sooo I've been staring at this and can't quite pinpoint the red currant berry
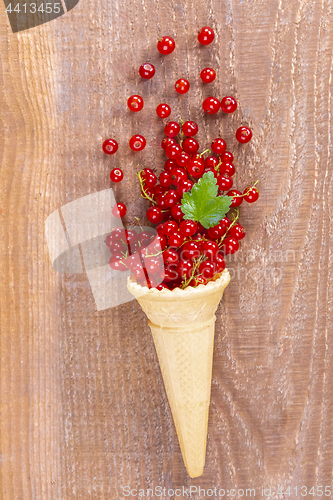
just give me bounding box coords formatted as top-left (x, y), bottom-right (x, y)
top-left (198, 26), bottom-right (215, 45)
top-left (182, 121), bottom-right (198, 137)
top-left (171, 204), bottom-right (184, 221)
top-left (154, 185), bottom-right (167, 197)
top-left (217, 175), bottom-right (233, 191)
top-left (103, 138), bottom-right (118, 155)
top-left (127, 95), bottom-right (144, 112)
top-left (214, 253), bottom-right (226, 272)
top-left (177, 259), bottom-right (193, 279)
top-left (176, 151), bottom-right (191, 168)
top-left (207, 222), bottom-right (227, 240)
top-left (204, 166), bottom-right (218, 178)
top-left (175, 78), bottom-right (190, 94)
top-left (202, 97), bottom-right (220, 114)
top-left (228, 223), bottom-right (246, 240)
top-left (187, 159), bottom-right (204, 178)
top-left (243, 186), bottom-right (259, 203)
top-left (202, 240), bottom-right (219, 260)
top-left (198, 261), bottom-right (216, 279)
top-left (211, 138), bottom-right (226, 155)
top-left (168, 232), bottom-right (185, 247)
top-left (157, 36), bottom-right (175, 55)
top-left (139, 63), bottom-right (155, 79)
top-left (166, 143), bottom-right (182, 160)
top-left (109, 255), bottom-right (128, 271)
top-left (146, 206), bottom-right (163, 224)
top-left (220, 96), bottom-right (237, 113)
top-left (164, 189), bottom-right (181, 207)
top-left (112, 203), bottom-right (127, 218)
top-left (156, 283), bottom-right (169, 290)
top-left (107, 227), bottom-right (126, 243)
top-left (183, 137), bottom-right (199, 154)
top-left (163, 220), bottom-right (178, 236)
top-left (137, 230), bottom-right (154, 247)
top-left (144, 173), bottom-right (158, 187)
top-left (161, 137), bottom-right (176, 151)
top-left (204, 156), bottom-right (219, 169)
top-left (109, 239), bottom-right (126, 254)
top-left (220, 162), bottom-right (235, 176)
top-left (165, 121), bottom-right (181, 137)
top-left (189, 276), bottom-right (207, 287)
top-left (164, 159), bottom-right (178, 171)
top-left (236, 126), bottom-right (252, 143)
top-left (177, 179), bottom-right (194, 196)
top-left (110, 168), bottom-right (123, 182)
top-left (163, 248), bottom-right (179, 265)
top-left (156, 233), bottom-right (167, 250)
top-left (200, 67), bottom-right (216, 83)
top-left (222, 237), bottom-right (239, 254)
top-left (156, 103), bottom-right (171, 118)
top-left (129, 134), bottom-right (146, 151)
top-left (227, 189), bottom-right (243, 207)
top-left (180, 241), bottom-right (201, 261)
top-left (126, 229), bottom-right (138, 246)
top-left (222, 151), bottom-right (234, 163)
top-left (220, 217), bottom-right (232, 229)
top-left (163, 266), bottom-right (179, 282)
top-left (170, 167), bottom-right (187, 185)
top-left (156, 194), bottom-right (169, 209)
top-left (156, 223), bottom-right (165, 234)
top-left (159, 171), bottom-right (173, 187)
top-left (179, 220), bottom-right (197, 237)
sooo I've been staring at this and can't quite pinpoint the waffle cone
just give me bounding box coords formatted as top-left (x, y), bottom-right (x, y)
top-left (127, 270), bottom-right (230, 477)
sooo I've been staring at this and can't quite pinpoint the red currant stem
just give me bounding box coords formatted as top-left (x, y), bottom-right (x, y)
top-left (143, 249), bottom-right (163, 258)
top-left (134, 216), bottom-right (143, 228)
top-left (179, 255), bottom-right (206, 289)
top-left (179, 118), bottom-right (185, 126)
top-left (216, 157), bottom-right (222, 173)
top-left (137, 171), bottom-right (157, 205)
top-left (234, 181), bottom-right (259, 199)
top-left (198, 149), bottom-right (211, 157)
top-left (217, 208), bottom-right (240, 247)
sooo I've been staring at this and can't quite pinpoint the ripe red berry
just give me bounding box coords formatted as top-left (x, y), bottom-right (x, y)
top-left (110, 168), bottom-right (123, 183)
top-left (227, 189), bottom-right (243, 207)
top-left (200, 67), bottom-right (216, 83)
top-left (154, 185), bottom-right (167, 197)
top-left (217, 175), bottom-right (233, 191)
top-left (161, 137), bottom-right (176, 151)
top-left (202, 240), bottom-right (219, 260)
top-left (179, 220), bottom-right (197, 237)
top-left (155, 233), bottom-right (167, 250)
top-left (163, 266), bottom-right (179, 282)
top-left (222, 237), bottom-right (239, 254)
top-left (163, 248), bottom-right (179, 265)
top-left (189, 276), bottom-right (207, 287)
top-left (159, 171), bottom-right (173, 187)
top-left (177, 259), bottom-right (193, 279)
top-left (236, 126), bottom-right (252, 143)
top-left (156, 103), bottom-right (171, 118)
top-left (175, 78), bottom-right (190, 94)
top-left (220, 162), bottom-right (235, 176)
top-left (112, 203), bottom-right (127, 218)
top-left (166, 143), bottom-right (182, 160)
top-left (182, 121), bottom-right (198, 137)
top-left (177, 179), bottom-right (194, 196)
top-left (164, 189), bottom-right (181, 207)
top-left (127, 95), bottom-right (144, 112)
top-left (144, 173), bottom-right (158, 187)
top-left (156, 283), bottom-right (169, 290)
top-left (129, 135), bottom-right (146, 151)
top-left (204, 156), bottom-right (219, 169)
top-left (163, 220), bottom-right (178, 236)
top-left (214, 253), bottom-right (226, 272)
top-left (109, 255), bottom-right (128, 271)
top-left (243, 186), bottom-right (259, 203)
top-left (202, 97), bottom-right (220, 114)
top-left (146, 206), bottom-right (163, 224)
top-left (207, 221), bottom-right (227, 240)
top-left (169, 232), bottom-right (185, 247)
top-left (204, 166), bottom-right (218, 178)
top-left (182, 137), bottom-right (199, 154)
top-left (157, 36), bottom-right (175, 55)
top-left (181, 241), bottom-right (201, 260)
top-left (164, 159), bottom-right (178, 171)
top-left (198, 261), bottom-right (215, 279)
top-left (211, 138), bottom-right (226, 155)
top-left (164, 121), bottom-right (181, 137)
top-left (171, 204), bottom-right (184, 221)
top-left (221, 96), bottom-right (237, 113)
top-left (156, 194), bottom-right (169, 209)
top-left (170, 167), bottom-right (187, 185)
top-left (198, 26), bottom-right (215, 45)
top-left (176, 151), bottom-right (191, 168)
top-left (187, 159), bottom-right (204, 178)
top-left (139, 63), bottom-right (155, 79)
top-left (222, 151), bottom-right (234, 163)
top-left (103, 138), bottom-right (118, 155)
top-left (228, 223), bottom-right (246, 240)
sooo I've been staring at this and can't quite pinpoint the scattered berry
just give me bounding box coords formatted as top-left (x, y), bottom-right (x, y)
top-left (146, 206), bottom-right (163, 224)
top-left (243, 186), bottom-right (259, 203)
top-left (182, 121), bottom-right (198, 137)
top-left (236, 126), bottom-right (252, 143)
top-left (157, 36), bottom-right (175, 55)
top-left (159, 171), bottom-right (173, 187)
top-left (217, 175), bottom-right (233, 191)
top-left (222, 237), bottom-right (239, 254)
top-left (129, 135), bottom-right (146, 151)
top-left (112, 203), bottom-right (127, 218)
top-left (103, 138), bottom-right (118, 155)
top-left (202, 97), bottom-right (220, 114)
top-left (161, 137), bottom-right (176, 151)
top-left (220, 162), bottom-right (235, 176)
top-left (221, 96), bottom-right (237, 113)
top-left (198, 26), bottom-right (215, 45)
top-left (175, 78), bottom-right (190, 94)
top-left (182, 137), bottom-right (199, 154)
top-left (139, 63), bottom-right (155, 79)
top-left (166, 143), bottom-right (182, 159)
top-left (176, 151), bottom-right (191, 168)
top-left (165, 121), bottom-right (181, 137)
top-left (222, 151), bottom-right (234, 163)
top-left (204, 156), bottom-right (219, 169)
top-left (127, 95), bottom-right (144, 112)
top-left (227, 189), bottom-right (243, 207)
top-left (110, 168), bottom-right (123, 182)
top-left (211, 138), bottom-right (226, 155)
top-left (200, 67), bottom-right (216, 83)
top-left (187, 158), bottom-right (204, 178)
top-left (156, 103), bottom-right (171, 118)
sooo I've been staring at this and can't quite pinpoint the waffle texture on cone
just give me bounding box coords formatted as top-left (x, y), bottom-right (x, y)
top-left (127, 269), bottom-right (230, 478)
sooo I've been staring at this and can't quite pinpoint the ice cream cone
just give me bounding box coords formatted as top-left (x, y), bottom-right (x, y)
top-left (127, 270), bottom-right (230, 478)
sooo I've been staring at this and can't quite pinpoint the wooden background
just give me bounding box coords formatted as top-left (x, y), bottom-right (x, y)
top-left (1, 0), bottom-right (333, 498)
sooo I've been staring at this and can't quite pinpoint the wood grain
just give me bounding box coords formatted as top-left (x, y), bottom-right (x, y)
top-left (1, 0), bottom-right (333, 498)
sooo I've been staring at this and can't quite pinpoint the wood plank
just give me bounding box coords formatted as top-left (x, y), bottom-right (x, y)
top-left (1, 0), bottom-right (333, 497)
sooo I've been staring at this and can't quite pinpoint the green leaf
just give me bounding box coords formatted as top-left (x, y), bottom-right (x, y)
top-left (181, 172), bottom-right (233, 229)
